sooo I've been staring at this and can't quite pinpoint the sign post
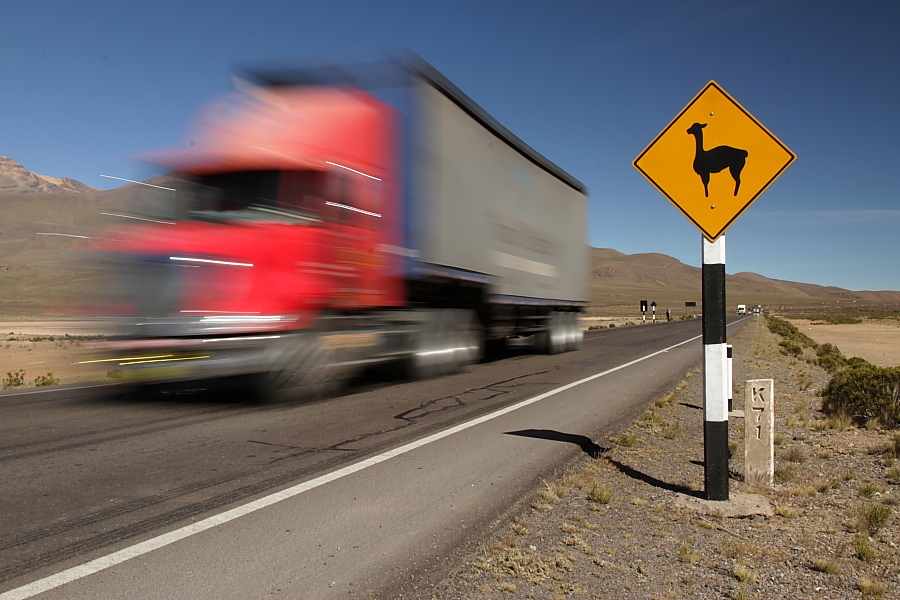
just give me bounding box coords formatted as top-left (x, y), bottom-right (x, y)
top-left (702, 237), bottom-right (729, 499)
top-left (633, 81), bottom-right (795, 501)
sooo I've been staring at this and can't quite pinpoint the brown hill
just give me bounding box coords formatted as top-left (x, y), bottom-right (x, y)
top-left (589, 247), bottom-right (900, 315)
top-left (0, 157), bottom-right (96, 194)
top-left (0, 172), bottom-right (178, 315)
top-left (1, 167), bottom-right (898, 316)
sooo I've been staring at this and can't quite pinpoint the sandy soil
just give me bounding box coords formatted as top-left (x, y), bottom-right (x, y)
top-left (787, 318), bottom-right (900, 367)
top-left (0, 321), bottom-right (116, 386)
top-left (2, 317), bottom-right (898, 390)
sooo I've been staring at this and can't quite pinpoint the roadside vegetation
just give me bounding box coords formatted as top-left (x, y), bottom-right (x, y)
top-left (765, 314), bottom-right (900, 430)
top-left (3, 369), bottom-right (60, 389)
top-left (434, 315), bottom-right (898, 600)
top-left (1, 332), bottom-right (104, 389)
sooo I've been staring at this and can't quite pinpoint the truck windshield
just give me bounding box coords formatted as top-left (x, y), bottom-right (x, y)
top-left (181, 170), bottom-right (326, 223)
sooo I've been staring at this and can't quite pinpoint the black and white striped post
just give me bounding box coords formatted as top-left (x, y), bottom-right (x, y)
top-left (727, 344), bottom-right (733, 412)
top-left (702, 236), bottom-right (729, 501)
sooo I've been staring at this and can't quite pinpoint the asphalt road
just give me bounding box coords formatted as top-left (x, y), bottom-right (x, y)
top-left (0, 317), bottom-right (747, 599)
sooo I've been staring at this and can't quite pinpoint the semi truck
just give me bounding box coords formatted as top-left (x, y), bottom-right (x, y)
top-left (93, 54), bottom-right (588, 400)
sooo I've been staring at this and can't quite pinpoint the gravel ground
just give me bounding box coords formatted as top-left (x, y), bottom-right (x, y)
top-left (426, 316), bottom-right (899, 600)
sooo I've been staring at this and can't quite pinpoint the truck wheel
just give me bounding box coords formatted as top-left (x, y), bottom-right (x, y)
top-left (403, 309), bottom-right (480, 379)
top-left (549, 311), bottom-right (568, 354)
top-left (259, 330), bottom-right (340, 403)
top-left (434, 309), bottom-right (461, 376)
top-left (456, 309), bottom-right (483, 366)
top-left (535, 311), bottom-right (564, 355)
top-left (402, 309), bottom-right (442, 380)
top-left (569, 312), bottom-right (583, 351)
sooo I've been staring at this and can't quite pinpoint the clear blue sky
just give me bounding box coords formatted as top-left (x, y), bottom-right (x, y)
top-left (5, 0), bottom-right (899, 291)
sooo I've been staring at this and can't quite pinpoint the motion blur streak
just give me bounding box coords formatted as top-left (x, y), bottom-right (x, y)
top-left (169, 257), bottom-right (254, 267)
top-left (325, 161), bottom-right (382, 180)
top-left (82, 53), bottom-right (588, 399)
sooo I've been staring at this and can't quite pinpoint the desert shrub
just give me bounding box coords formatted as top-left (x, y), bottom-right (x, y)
top-left (822, 365), bottom-right (900, 428)
top-left (3, 369), bottom-right (26, 389)
top-left (33, 373), bottom-right (60, 387)
top-left (847, 356), bottom-right (871, 368)
top-left (765, 315), bottom-right (818, 348)
top-left (779, 340), bottom-right (803, 357)
top-left (853, 503), bottom-right (893, 536)
top-left (816, 343), bottom-right (849, 372)
top-left (816, 343), bottom-right (840, 357)
top-left (800, 314), bottom-right (863, 325)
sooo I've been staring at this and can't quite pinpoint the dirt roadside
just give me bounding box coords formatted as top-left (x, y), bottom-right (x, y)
top-left (787, 319), bottom-right (900, 368)
top-left (0, 321), bottom-right (114, 386)
top-left (3, 316), bottom-right (897, 391)
top-left (425, 316), bottom-right (899, 600)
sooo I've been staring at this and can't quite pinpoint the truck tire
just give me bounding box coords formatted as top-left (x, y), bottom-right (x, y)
top-left (569, 312), bottom-right (583, 351)
top-left (559, 311), bottom-right (579, 352)
top-left (402, 309), bottom-right (481, 379)
top-left (536, 311), bottom-right (566, 355)
top-left (550, 311), bottom-right (568, 354)
top-left (258, 330), bottom-right (341, 403)
top-left (456, 309), bottom-right (484, 366)
top-left (402, 309), bottom-right (443, 380)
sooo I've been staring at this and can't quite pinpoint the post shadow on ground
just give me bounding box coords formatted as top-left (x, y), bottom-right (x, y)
top-left (504, 429), bottom-right (704, 498)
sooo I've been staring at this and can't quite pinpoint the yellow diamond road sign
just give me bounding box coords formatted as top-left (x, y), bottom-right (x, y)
top-left (633, 81), bottom-right (795, 241)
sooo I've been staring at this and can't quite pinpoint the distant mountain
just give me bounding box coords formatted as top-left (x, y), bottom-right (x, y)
top-left (590, 247), bottom-right (900, 310)
top-left (0, 157), bottom-right (96, 194)
top-left (0, 167), bottom-right (898, 316)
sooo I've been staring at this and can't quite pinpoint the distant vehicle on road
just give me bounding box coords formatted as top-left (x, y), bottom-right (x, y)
top-left (737, 305), bottom-right (747, 315)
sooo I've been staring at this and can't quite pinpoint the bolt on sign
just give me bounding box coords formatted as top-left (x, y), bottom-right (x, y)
top-left (633, 81), bottom-right (795, 241)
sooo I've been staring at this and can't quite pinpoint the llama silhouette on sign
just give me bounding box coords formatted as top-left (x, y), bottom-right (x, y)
top-left (686, 122), bottom-right (748, 197)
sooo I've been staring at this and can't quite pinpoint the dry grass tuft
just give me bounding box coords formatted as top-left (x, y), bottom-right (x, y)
top-left (480, 542), bottom-right (551, 583)
top-left (858, 576), bottom-right (887, 599)
top-left (733, 564), bottom-right (757, 584)
top-left (853, 534), bottom-right (876, 562)
top-left (586, 483), bottom-right (613, 505)
top-left (811, 557), bottom-right (840, 575)
top-left (776, 503), bottom-right (798, 518)
top-left (614, 432), bottom-right (639, 447)
top-left (655, 391), bottom-right (678, 408)
top-left (560, 522), bottom-right (580, 534)
top-left (512, 517), bottom-right (529, 536)
top-left (826, 412), bottom-right (854, 431)
top-left (678, 545), bottom-right (700, 565)
top-left (781, 444), bottom-right (809, 463)
top-left (857, 483), bottom-right (880, 499)
top-left (852, 503), bottom-right (893, 534)
top-left (789, 484), bottom-right (817, 498)
top-left (775, 463), bottom-right (797, 483)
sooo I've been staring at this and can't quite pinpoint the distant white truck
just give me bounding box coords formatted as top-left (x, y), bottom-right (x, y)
top-left (737, 305), bottom-right (747, 315)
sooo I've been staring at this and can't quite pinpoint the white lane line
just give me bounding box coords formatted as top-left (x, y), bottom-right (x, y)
top-left (0, 333), bottom-right (701, 600)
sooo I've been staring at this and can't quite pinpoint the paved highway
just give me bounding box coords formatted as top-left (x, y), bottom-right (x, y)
top-left (0, 317), bottom-right (746, 599)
